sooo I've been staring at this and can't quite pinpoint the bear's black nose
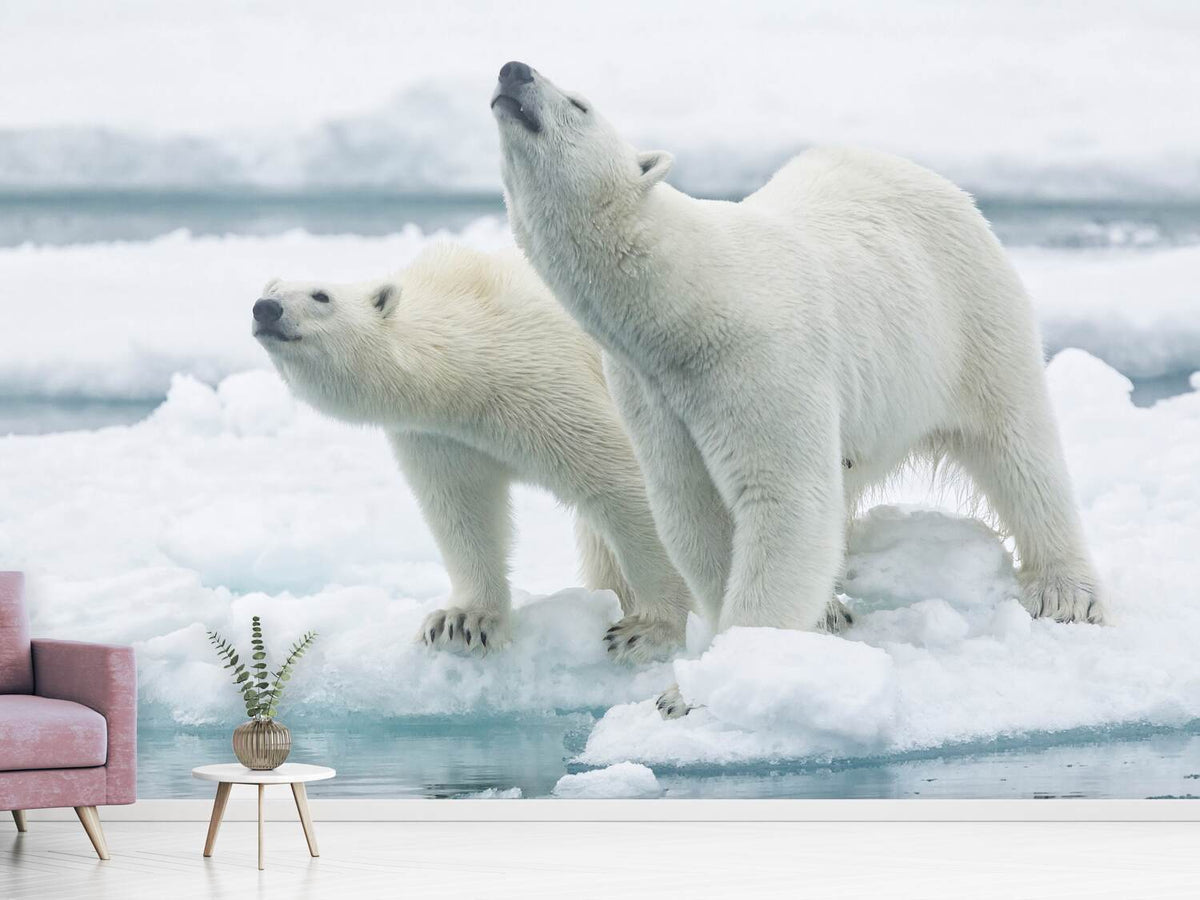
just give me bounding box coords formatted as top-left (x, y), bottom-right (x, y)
top-left (253, 298), bottom-right (283, 323)
top-left (498, 61), bottom-right (533, 88)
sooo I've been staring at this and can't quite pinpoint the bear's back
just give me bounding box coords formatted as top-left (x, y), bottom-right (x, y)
top-left (744, 146), bottom-right (983, 240)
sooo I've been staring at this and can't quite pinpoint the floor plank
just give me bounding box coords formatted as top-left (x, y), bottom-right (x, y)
top-left (2, 820), bottom-right (1197, 898)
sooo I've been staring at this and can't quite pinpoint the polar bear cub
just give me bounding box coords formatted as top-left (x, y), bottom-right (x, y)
top-left (251, 243), bottom-right (695, 663)
top-left (491, 61), bottom-right (1105, 637)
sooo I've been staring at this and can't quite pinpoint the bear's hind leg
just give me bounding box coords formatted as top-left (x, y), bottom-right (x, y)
top-left (576, 518), bottom-right (683, 664)
top-left (575, 517), bottom-right (635, 611)
top-left (948, 402), bottom-right (1105, 625)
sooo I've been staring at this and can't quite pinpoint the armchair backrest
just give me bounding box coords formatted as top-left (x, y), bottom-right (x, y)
top-left (0, 571), bottom-right (33, 694)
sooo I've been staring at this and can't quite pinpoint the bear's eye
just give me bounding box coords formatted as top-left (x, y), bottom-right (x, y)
top-left (311, 291), bottom-right (331, 304)
top-left (569, 97), bottom-right (588, 114)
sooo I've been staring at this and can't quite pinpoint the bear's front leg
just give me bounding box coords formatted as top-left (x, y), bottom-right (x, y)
top-left (690, 386), bottom-right (846, 633)
top-left (602, 355), bottom-right (731, 627)
top-left (390, 432), bottom-right (516, 656)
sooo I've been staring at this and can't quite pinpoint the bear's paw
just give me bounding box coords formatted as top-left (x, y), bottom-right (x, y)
top-left (1020, 572), bottom-right (1107, 625)
top-left (604, 614), bottom-right (685, 665)
top-left (418, 606), bottom-right (512, 656)
top-left (816, 597), bottom-right (856, 634)
top-left (654, 683), bottom-right (691, 720)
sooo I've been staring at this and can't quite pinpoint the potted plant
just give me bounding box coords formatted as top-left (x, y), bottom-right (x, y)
top-left (207, 616), bottom-right (317, 770)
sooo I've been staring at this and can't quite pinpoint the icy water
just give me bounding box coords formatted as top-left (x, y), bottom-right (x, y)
top-left (6, 191), bottom-right (1200, 799)
top-left (0, 372), bottom-right (1185, 438)
top-left (140, 720), bottom-right (1200, 800)
top-left (4, 190), bottom-right (1200, 250)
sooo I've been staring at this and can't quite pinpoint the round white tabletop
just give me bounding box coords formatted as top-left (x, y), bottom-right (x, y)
top-left (192, 763), bottom-right (336, 785)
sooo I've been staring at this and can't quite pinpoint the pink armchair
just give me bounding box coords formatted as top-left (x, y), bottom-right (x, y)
top-left (0, 571), bottom-right (136, 859)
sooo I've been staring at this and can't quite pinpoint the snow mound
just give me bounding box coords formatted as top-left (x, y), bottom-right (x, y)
top-left (0, 222), bottom-right (512, 401)
top-left (1, 368), bottom-right (671, 723)
top-left (1, 228), bottom-right (1197, 404)
top-left (464, 787), bottom-right (523, 799)
top-left (1023, 246), bottom-right (1200, 379)
top-left (2, 348), bottom-right (1198, 759)
top-left (553, 763), bottom-right (662, 799)
top-left (579, 352), bottom-right (1200, 767)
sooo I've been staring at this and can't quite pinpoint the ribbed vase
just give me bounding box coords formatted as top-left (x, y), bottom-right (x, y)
top-left (232, 718), bottom-right (291, 770)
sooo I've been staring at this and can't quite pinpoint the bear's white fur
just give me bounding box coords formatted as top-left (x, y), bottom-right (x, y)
top-left (253, 244), bottom-right (696, 663)
top-left (492, 64), bottom-right (1105, 637)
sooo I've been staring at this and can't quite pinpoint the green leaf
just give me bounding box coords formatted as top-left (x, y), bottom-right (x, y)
top-left (252, 651), bottom-right (266, 660)
top-left (235, 671), bottom-right (249, 683)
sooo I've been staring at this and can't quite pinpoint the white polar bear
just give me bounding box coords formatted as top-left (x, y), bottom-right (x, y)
top-left (251, 243), bottom-right (696, 663)
top-left (491, 61), bottom-right (1105, 641)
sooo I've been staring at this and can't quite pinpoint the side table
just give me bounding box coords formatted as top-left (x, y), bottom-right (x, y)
top-left (192, 762), bottom-right (336, 870)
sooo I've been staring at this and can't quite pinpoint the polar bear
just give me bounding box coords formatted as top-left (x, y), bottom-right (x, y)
top-left (251, 243), bottom-right (697, 663)
top-left (491, 61), bottom-right (1106, 644)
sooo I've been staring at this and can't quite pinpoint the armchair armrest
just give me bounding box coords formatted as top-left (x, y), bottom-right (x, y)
top-left (31, 639), bottom-right (137, 805)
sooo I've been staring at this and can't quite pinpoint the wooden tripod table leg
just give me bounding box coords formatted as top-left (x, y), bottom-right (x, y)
top-left (291, 782), bottom-right (319, 857)
top-left (257, 784), bottom-right (265, 871)
top-left (203, 782), bottom-right (232, 857)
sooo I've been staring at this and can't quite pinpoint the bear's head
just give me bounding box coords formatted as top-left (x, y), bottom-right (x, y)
top-left (251, 275), bottom-right (401, 419)
top-left (490, 61), bottom-right (673, 224)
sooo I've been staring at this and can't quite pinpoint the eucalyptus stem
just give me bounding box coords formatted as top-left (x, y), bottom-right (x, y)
top-left (207, 617), bottom-right (318, 720)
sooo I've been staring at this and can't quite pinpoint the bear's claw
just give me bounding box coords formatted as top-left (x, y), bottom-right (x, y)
top-left (1020, 573), bottom-right (1107, 625)
top-left (816, 597), bottom-right (855, 634)
top-left (655, 684), bottom-right (691, 720)
top-left (417, 606), bottom-right (511, 655)
top-left (604, 614), bottom-right (684, 665)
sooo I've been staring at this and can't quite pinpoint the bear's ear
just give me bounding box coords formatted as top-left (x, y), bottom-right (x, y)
top-left (637, 150), bottom-right (674, 190)
top-left (262, 277), bottom-right (282, 295)
top-left (373, 283), bottom-right (399, 317)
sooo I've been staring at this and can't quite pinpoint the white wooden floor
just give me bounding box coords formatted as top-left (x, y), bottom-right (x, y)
top-left (3, 818), bottom-right (1198, 898)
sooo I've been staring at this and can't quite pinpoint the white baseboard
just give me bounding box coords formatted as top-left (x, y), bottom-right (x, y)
top-left (19, 797), bottom-right (1200, 822)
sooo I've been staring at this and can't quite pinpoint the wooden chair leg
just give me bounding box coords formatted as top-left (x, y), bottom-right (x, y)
top-left (204, 782), bottom-right (232, 857)
top-left (74, 806), bottom-right (110, 860)
top-left (291, 782), bottom-right (319, 857)
top-left (12, 810), bottom-right (27, 832)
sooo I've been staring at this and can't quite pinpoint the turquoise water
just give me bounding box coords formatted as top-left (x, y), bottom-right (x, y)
top-left (0, 190), bottom-right (504, 248)
top-left (140, 719), bottom-right (1200, 800)
top-left (3, 190), bottom-right (1200, 250)
top-left (0, 369), bottom-right (1187, 439)
top-left (0, 396), bottom-right (160, 436)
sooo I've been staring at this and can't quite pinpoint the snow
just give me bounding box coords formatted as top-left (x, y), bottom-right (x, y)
top-left (553, 763), bottom-right (662, 799)
top-left (0, 221), bottom-right (511, 401)
top-left (2, 371), bottom-right (674, 724)
top-left (1, 228), bottom-right (1197, 405)
top-left (464, 787), bottom-right (523, 800)
top-left (0, 342), bottom-right (1196, 766)
top-left (578, 351), bottom-right (1200, 768)
top-left (1, 1), bottom-right (1198, 199)
top-left (1021, 247), bottom-right (1200, 379)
